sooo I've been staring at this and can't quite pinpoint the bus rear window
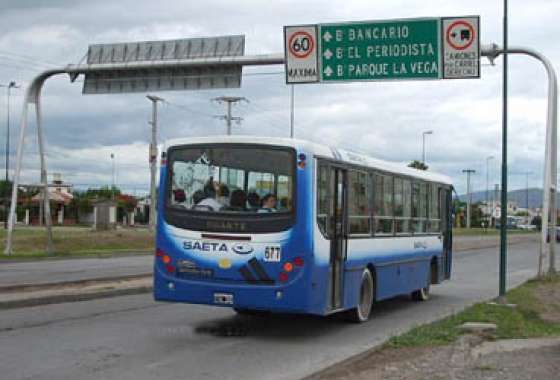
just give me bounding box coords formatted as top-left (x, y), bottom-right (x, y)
top-left (167, 145), bottom-right (295, 214)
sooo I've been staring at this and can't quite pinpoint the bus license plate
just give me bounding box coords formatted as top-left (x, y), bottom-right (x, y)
top-left (264, 246), bottom-right (281, 262)
top-left (214, 293), bottom-right (233, 305)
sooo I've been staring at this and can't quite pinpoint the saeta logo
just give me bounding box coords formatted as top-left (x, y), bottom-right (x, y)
top-left (231, 243), bottom-right (254, 255)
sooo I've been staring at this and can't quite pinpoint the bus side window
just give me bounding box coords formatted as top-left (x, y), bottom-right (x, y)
top-left (317, 163), bottom-right (330, 237)
top-left (348, 170), bottom-right (370, 235)
top-left (429, 183), bottom-right (441, 233)
top-left (373, 173), bottom-right (393, 235)
top-left (395, 177), bottom-right (411, 234)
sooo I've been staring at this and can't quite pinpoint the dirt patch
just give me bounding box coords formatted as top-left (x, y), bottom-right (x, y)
top-left (533, 280), bottom-right (560, 324)
top-left (309, 276), bottom-right (560, 380)
top-left (309, 335), bottom-right (560, 380)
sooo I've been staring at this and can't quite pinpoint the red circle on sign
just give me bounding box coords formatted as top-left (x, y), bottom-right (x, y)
top-left (288, 31), bottom-right (315, 59)
top-left (446, 20), bottom-right (475, 51)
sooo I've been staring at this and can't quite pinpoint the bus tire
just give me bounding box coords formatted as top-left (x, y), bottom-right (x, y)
top-left (233, 308), bottom-right (269, 317)
top-left (411, 265), bottom-right (431, 301)
top-left (347, 268), bottom-right (374, 323)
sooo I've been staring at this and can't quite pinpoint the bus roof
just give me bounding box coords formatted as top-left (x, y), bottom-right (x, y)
top-left (164, 135), bottom-right (453, 186)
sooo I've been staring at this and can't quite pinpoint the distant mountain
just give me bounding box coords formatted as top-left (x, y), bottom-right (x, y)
top-left (456, 188), bottom-right (559, 209)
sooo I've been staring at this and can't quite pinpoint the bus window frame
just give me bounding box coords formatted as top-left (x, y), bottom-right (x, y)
top-left (316, 156), bottom-right (450, 240)
top-left (164, 143), bottom-right (298, 234)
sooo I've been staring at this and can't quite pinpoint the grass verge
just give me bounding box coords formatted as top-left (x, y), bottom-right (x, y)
top-left (0, 226), bottom-right (154, 259)
top-left (387, 274), bottom-right (560, 348)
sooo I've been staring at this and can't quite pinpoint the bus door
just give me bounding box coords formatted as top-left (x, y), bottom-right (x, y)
top-left (441, 187), bottom-right (452, 279)
top-left (329, 166), bottom-right (348, 310)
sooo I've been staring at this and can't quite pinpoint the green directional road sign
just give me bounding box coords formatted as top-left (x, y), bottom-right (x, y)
top-left (319, 18), bottom-right (441, 82)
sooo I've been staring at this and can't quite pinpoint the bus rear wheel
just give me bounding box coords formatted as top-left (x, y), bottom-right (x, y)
top-left (411, 265), bottom-right (431, 301)
top-left (347, 268), bottom-right (374, 323)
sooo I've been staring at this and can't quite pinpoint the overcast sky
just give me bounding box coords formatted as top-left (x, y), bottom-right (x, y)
top-left (0, 0), bottom-right (558, 196)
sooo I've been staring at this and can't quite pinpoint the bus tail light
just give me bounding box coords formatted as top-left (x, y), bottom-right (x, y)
top-left (162, 255), bottom-right (171, 264)
top-left (293, 257), bottom-right (304, 267)
top-left (283, 262), bottom-right (293, 273)
top-left (166, 264), bottom-right (175, 273)
top-left (278, 272), bottom-right (289, 282)
top-left (156, 248), bottom-right (165, 257)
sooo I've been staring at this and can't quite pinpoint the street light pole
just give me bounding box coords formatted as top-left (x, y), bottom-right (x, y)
top-left (422, 130), bottom-right (433, 165)
top-left (146, 94), bottom-right (164, 232)
top-left (1, 81), bottom-right (18, 229)
top-left (463, 169), bottom-right (476, 229)
top-left (499, 0), bottom-right (509, 298)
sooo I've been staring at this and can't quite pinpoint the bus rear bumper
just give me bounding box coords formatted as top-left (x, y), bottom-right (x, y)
top-left (153, 268), bottom-right (318, 315)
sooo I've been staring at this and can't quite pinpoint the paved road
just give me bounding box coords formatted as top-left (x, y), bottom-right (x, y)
top-left (0, 234), bottom-right (537, 287)
top-left (0, 254), bottom-right (153, 287)
top-left (0, 241), bottom-right (543, 380)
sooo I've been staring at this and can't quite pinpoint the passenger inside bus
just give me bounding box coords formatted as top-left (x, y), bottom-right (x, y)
top-left (228, 189), bottom-right (247, 211)
top-left (258, 193), bottom-right (277, 213)
top-left (247, 192), bottom-right (261, 211)
top-left (217, 184), bottom-right (230, 207)
top-left (195, 180), bottom-right (223, 211)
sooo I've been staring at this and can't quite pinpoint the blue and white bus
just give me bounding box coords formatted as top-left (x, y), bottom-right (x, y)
top-left (154, 136), bottom-right (453, 322)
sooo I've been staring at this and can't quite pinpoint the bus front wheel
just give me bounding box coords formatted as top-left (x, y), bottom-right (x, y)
top-left (347, 268), bottom-right (374, 323)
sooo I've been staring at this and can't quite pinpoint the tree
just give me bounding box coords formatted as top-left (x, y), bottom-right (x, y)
top-left (408, 160), bottom-right (428, 170)
top-left (470, 202), bottom-right (485, 228)
top-left (85, 185), bottom-right (121, 199)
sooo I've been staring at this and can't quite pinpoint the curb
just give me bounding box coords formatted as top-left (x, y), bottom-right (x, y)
top-left (0, 251), bottom-right (153, 263)
top-left (0, 273), bottom-right (152, 294)
top-left (0, 285), bottom-right (153, 310)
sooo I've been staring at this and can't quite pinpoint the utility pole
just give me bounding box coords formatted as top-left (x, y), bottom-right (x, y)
top-left (463, 169), bottom-right (476, 228)
top-left (212, 96), bottom-right (248, 135)
top-left (290, 85), bottom-right (295, 138)
top-left (486, 155), bottom-right (494, 226)
top-left (1, 81), bottom-right (19, 229)
top-left (146, 95), bottom-right (164, 232)
top-left (422, 130), bottom-right (433, 165)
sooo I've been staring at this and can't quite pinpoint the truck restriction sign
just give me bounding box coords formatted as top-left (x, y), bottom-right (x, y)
top-left (442, 16), bottom-right (480, 79)
top-left (284, 25), bottom-right (319, 84)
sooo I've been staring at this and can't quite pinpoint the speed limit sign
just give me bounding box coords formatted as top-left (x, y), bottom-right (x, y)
top-left (289, 31), bottom-right (314, 58)
top-left (284, 25), bottom-right (319, 84)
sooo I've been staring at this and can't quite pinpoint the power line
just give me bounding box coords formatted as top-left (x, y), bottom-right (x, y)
top-left (0, 50), bottom-right (60, 66)
top-left (0, 54), bottom-right (56, 69)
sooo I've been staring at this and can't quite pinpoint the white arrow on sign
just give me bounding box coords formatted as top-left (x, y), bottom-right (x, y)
top-left (323, 31), bottom-right (333, 42)
top-left (323, 66), bottom-right (333, 77)
top-left (323, 49), bottom-right (333, 60)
